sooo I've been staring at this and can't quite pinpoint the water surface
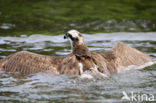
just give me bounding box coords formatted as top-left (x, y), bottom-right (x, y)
top-left (0, 32), bottom-right (156, 103)
top-left (0, 0), bottom-right (156, 35)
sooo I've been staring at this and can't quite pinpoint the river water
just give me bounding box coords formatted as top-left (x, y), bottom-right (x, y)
top-left (0, 32), bottom-right (156, 103)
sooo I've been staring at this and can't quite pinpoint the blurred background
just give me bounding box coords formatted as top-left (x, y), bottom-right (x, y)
top-left (0, 0), bottom-right (156, 36)
top-left (0, 1), bottom-right (156, 103)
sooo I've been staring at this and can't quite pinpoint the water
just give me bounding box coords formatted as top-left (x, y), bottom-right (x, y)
top-left (0, 32), bottom-right (156, 103)
top-left (0, 0), bottom-right (156, 35)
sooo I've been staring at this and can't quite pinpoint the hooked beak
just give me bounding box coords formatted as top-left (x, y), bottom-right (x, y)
top-left (64, 35), bottom-right (67, 39)
top-left (64, 33), bottom-right (69, 39)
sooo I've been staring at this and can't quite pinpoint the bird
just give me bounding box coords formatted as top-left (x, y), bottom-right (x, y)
top-left (0, 30), bottom-right (155, 78)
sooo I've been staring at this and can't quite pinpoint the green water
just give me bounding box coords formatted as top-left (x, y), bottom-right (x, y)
top-left (0, 0), bottom-right (156, 35)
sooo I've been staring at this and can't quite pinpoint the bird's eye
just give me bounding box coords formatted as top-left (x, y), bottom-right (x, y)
top-left (66, 33), bottom-right (70, 36)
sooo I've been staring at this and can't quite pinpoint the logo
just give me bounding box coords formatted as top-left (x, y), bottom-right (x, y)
top-left (121, 91), bottom-right (155, 102)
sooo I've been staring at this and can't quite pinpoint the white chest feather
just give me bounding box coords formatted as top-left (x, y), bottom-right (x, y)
top-left (78, 63), bottom-right (83, 74)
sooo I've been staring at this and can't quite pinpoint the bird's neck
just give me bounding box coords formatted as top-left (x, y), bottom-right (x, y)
top-left (72, 41), bottom-right (91, 57)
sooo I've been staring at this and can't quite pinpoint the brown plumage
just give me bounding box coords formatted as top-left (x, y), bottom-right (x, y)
top-left (92, 42), bottom-right (153, 75)
top-left (0, 30), bottom-right (154, 76)
top-left (0, 51), bottom-right (64, 74)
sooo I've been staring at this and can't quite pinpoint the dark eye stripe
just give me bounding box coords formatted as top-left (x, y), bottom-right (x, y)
top-left (69, 35), bottom-right (74, 41)
top-left (69, 34), bottom-right (79, 41)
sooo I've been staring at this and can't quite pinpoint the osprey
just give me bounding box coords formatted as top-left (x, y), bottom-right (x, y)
top-left (0, 30), bottom-right (155, 78)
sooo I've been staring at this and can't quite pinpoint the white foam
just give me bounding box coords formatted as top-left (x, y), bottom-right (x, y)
top-left (0, 34), bottom-right (65, 44)
top-left (80, 73), bottom-right (93, 79)
top-left (83, 32), bottom-right (156, 42)
top-left (118, 61), bottom-right (156, 73)
top-left (0, 32), bottom-right (156, 44)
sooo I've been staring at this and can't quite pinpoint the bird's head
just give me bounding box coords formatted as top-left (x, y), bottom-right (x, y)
top-left (64, 30), bottom-right (84, 45)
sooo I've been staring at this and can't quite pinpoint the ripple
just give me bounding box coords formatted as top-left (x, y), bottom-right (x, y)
top-left (0, 32), bottom-right (156, 102)
top-left (0, 32), bottom-right (156, 44)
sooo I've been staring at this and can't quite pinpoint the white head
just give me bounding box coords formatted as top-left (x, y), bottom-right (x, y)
top-left (64, 30), bottom-right (84, 45)
top-left (67, 30), bottom-right (80, 38)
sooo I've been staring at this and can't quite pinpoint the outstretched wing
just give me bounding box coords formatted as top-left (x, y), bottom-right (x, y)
top-left (111, 42), bottom-right (152, 66)
top-left (92, 42), bottom-right (153, 74)
top-left (0, 51), bottom-right (64, 74)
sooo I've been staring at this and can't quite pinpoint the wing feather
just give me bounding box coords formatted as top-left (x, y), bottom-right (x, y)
top-left (92, 42), bottom-right (153, 74)
top-left (0, 51), bottom-right (64, 74)
top-left (112, 42), bottom-right (152, 66)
